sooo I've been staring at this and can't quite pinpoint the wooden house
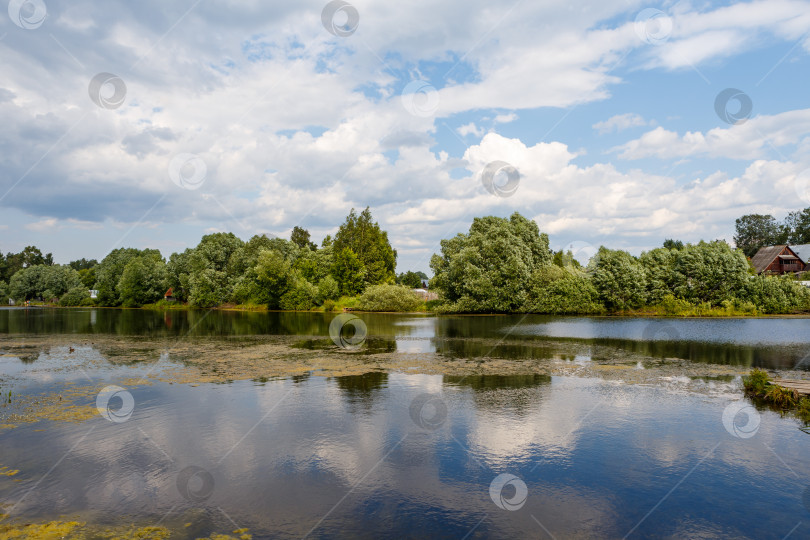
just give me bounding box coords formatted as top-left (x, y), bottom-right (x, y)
top-left (164, 287), bottom-right (176, 302)
top-left (790, 244), bottom-right (810, 271)
top-left (749, 245), bottom-right (805, 275)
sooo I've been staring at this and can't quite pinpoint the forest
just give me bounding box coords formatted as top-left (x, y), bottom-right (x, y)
top-left (2, 207), bottom-right (810, 315)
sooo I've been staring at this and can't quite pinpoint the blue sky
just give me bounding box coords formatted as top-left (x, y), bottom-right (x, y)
top-left (1, 0), bottom-right (809, 273)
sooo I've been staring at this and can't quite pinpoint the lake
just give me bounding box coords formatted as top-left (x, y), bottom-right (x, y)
top-left (1, 308), bottom-right (809, 538)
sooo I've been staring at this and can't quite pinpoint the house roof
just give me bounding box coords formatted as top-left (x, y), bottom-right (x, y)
top-left (750, 245), bottom-right (788, 273)
top-left (791, 244), bottom-right (810, 264)
top-left (164, 287), bottom-right (174, 297)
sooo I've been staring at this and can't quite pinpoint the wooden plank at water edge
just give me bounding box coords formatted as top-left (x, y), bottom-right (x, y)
top-left (771, 379), bottom-right (810, 396)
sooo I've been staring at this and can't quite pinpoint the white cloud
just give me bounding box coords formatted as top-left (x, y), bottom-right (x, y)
top-left (457, 122), bottom-right (485, 137)
top-left (593, 113), bottom-right (650, 135)
top-left (612, 109), bottom-right (810, 160)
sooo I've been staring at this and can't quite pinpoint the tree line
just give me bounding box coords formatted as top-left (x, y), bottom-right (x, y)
top-left (3, 208), bottom-right (810, 314)
top-left (2, 208), bottom-right (402, 310)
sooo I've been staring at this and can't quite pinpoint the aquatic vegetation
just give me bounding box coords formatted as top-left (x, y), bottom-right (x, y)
top-left (0, 466), bottom-right (19, 477)
top-left (0, 520), bottom-right (249, 539)
top-left (743, 368), bottom-right (771, 396)
top-left (764, 384), bottom-right (799, 409)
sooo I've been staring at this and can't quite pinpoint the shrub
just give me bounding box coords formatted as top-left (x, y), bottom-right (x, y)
top-left (59, 287), bottom-right (90, 307)
top-left (322, 299), bottom-right (336, 312)
top-left (523, 266), bottom-right (603, 314)
top-left (743, 368), bottom-right (770, 396)
top-left (764, 384), bottom-right (799, 409)
top-left (316, 276), bottom-right (340, 305)
top-left (359, 284), bottom-right (422, 312)
top-left (279, 278), bottom-right (318, 311)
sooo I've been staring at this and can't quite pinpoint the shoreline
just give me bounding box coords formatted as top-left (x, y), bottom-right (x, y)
top-left (4, 304), bottom-right (810, 318)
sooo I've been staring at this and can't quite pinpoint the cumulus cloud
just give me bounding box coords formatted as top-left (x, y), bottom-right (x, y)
top-left (611, 109), bottom-right (810, 160)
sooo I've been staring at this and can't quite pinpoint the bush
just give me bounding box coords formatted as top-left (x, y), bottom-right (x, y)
top-left (279, 278), bottom-right (318, 311)
top-left (743, 368), bottom-right (770, 396)
top-left (359, 284), bottom-right (422, 312)
top-left (523, 266), bottom-right (603, 314)
top-left (765, 384), bottom-right (799, 409)
top-left (316, 276), bottom-right (340, 305)
top-left (59, 287), bottom-right (91, 306)
top-left (322, 299), bottom-right (336, 312)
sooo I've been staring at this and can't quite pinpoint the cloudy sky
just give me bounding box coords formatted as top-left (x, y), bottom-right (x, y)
top-left (1, 0), bottom-right (809, 273)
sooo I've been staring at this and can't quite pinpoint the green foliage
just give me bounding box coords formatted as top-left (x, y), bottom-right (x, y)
top-left (734, 214), bottom-right (786, 258)
top-left (332, 248), bottom-right (366, 296)
top-left (1, 246), bottom-right (53, 282)
top-left (117, 253), bottom-right (168, 307)
top-left (639, 248), bottom-right (677, 304)
top-left (316, 275), bottom-right (340, 304)
top-left (0, 280), bottom-right (8, 304)
top-left (59, 286), bottom-right (91, 306)
top-left (279, 278), bottom-right (318, 310)
top-left (9, 264), bottom-right (81, 301)
top-left (662, 239), bottom-right (684, 250)
top-left (590, 248), bottom-right (647, 310)
top-left (784, 208), bottom-right (810, 244)
top-left (77, 267), bottom-right (96, 288)
top-left (743, 368), bottom-right (770, 396)
top-left (94, 248), bottom-right (161, 306)
top-left (68, 258), bottom-right (97, 270)
top-left (523, 266), bottom-right (602, 314)
top-left (430, 212), bottom-right (552, 313)
top-left (290, 226), bottom-right (317, 250)
top-left (333, 207), bottom-right (397, 286)
top-left (397, 270), bottom-right (428, 288)
top-left (764, 384), bottom-right (799, 409)
top-left (670, 241), bottom-right (750, 306)
top-left (741, 274), bottom-right (810, 313)
top-left (359, 284), bottom-right (422, 312)
top-left (188, 268), bottom-right (229, 308)
top-left (254, 249), bottom-right (294, 309)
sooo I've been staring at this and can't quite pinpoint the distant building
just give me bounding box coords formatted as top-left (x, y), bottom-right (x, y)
top-left (164, 287), bottom-right (176, 302)
top-left (790, 244), bottom-right (810, 271)
top-left (749, 245), bottom-right (805, 275)
top-left (412, 288), bottom-right (438, 301)
top-left (89, 289), bottom-right (99, 299)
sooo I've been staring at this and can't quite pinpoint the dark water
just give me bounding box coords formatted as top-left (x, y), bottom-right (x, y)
top-left (1, 308), bottom-right (810, 538)
top-left (2, 307), bottom-right (809, 370)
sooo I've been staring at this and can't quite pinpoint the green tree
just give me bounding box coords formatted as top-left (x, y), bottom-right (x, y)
top-left (315, 275), bottom-right (340, 304)
top-left (670, 241), bottom-right (751, 305)
top-left (118, 254), bottom-right (168, 307)
top-left (359, 284), bottom-right (422, 312)
top-left (186, 233), bottom-right (246, 305)
top-left (396, 270), bottom-right (428, 288)
top-left (784, 208), bottom-right (810, 245)
top-left (734, 214), bottom-right (786, 258)
top-left (94, 248), bottom-right (161, 306)
top-left (590, 248), bottom-right (647, 310)
top-left (333, 208), bottom-right (396, 286)
top-left (523, 266), bottom-right (602, 314)
top-left (254, 249), bottom-right (294, 308)
top-left (290, 226), bottom-right (317, 250)
top-left (331, 248), bottom-right (366, 296)
top-left (639, 247), bottom-right (677, 304)
top-left (59, 286), bottom-right (91, 306)
top-left (9, 265), bottom-right (80, 301)
top-left (68, 258), bottom-right (97, 270)
top-left (280, 277), bottom-right (318, 310)
top-left (662, 239), bottom-right (684, 250)
top-left (430, 212), bottom-right (552, 312)
top-left (77, 267), bottom-right (96, 289)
